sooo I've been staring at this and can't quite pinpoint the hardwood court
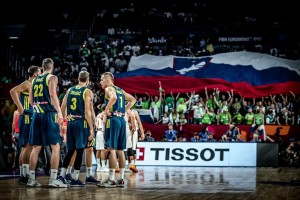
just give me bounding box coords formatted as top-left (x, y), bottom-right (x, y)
top-left (0, 166), bottom-right (299, 200)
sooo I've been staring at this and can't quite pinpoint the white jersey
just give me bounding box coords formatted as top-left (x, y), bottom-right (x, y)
top-left (132, 110), bottom-right (139, 131)
top-left (131, 110), bottom-right (140, 150)
top-left (125, 112), bottom-right (133, 149)
top-left (96, 112), bottom-right (104, 131)
top-left (124, 112), bottom-right (130, 129)
top-left (96, 112), bottom-right (105, 150)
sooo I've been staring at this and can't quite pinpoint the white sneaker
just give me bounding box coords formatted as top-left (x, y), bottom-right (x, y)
top-left (49, 178), bottom-right (68, 188)
top-left (97, 178), bottom-right (116, 188)
top-left (27, 179), bottom-right (42, 187)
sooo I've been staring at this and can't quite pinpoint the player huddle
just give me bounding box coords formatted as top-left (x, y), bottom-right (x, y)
top-left (10, 58), bottom-right (144, 188)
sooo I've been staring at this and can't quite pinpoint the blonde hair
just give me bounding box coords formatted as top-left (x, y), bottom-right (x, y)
top-left (101, 72), bottom-right (114, 81)
top-left (42, 58), bottom-right (54, 71)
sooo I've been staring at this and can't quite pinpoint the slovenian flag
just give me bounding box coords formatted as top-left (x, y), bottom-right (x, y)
top-left (114, 51), bottom-right (300, 98)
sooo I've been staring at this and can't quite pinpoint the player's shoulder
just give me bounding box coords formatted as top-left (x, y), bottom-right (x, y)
top-left (21, 79), bottom-right (32, 88)
top-left (47, 73), bottom-right (56, 79)
top-left (85, 87), bottom-right (94, 95)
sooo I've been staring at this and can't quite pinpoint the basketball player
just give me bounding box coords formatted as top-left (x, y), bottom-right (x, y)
top-left (27, 58), bottom-right (67, 188)
top-left (9, 66), bottom-right (41, 184)
top-left (60, 71), bottom-right (95, 187)
top-left (97, 72), bottom-right (136, 188)
top-left (129, 109), bottom-right (145, 172)
top-left (95, 105), bottom-right (109, 174)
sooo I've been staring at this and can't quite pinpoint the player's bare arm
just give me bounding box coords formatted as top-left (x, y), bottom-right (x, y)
top-left (49, 75), bottom-right (63, 125)
top-left (133, 110), bottom-right (145, 140)
top-left (60, 88), bottom-right (71, 118)
top-left (85, 89), bottom-right (95, 140)
top-left (90, 100), bottom-right (97, 130)
top-left (124, 91), bottom-right (136, 132)
top-left (104, 86), bottom-right (117, 116)
top-left (9, 81), bottom-right (30, 115)
top-left (124, 91), bottom-right (136, 112)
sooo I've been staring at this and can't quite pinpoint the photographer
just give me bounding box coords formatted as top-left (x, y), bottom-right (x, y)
top-left (144, 131), bottom-right (155, 142)
top-left (283, 138), bottom-right (300, 167)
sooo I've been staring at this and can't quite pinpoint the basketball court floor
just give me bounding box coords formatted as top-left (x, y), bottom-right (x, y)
top-left (0, 166), bottom-right (299, 200)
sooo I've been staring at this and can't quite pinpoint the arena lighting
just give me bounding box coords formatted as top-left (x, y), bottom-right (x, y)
top-left (9, 36), bottom-right (19, 39)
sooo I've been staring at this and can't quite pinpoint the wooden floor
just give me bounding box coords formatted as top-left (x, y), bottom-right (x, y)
top-left (0, 166), bottom-right (300, 200)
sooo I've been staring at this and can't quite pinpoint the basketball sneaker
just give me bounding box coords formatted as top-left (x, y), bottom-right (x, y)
top-left (27, 179), bottom-right (42, 187)
top-left (85, 176), bottom-right (101, 184)
top-left (116, 179), bottom-right (125, 187)
top-left (18, 175), bottom-right (29, 185)
top-left (97, 178), bottom-right (116, 188)
top-left (49, 176), bottom-right (68, 188)
top-left (65, 173), bottom-right (72, 184)
top-left (69, 179), bottom-right (86, 187)
top-left (130, 165), bottom-right (138, 173)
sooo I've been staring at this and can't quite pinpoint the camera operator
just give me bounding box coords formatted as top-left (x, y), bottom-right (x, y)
top-left (284, 138), bottom-right (300, 167)
top-left (144, 131), bottom-right (155, 142)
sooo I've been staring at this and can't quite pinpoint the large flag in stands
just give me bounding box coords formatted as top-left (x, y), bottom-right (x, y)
top-left (114, 51), bottom-right (300, 98)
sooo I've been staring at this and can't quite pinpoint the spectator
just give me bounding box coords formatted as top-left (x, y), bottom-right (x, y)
top-left (235, 134), bottom-right (246, 142)
top-left (207, 132), bottom-right (216, 142)
top-left (265, 108), bottom-right (276, 124)
top-left (251, 124), bottom-right (265, 141)
top-left (250, 133), bottom-right (262, 143)
top-left (217, 106), bottom-right (232, 125)
top-left (190, 132), bottom-right (201, 142)
top-left (276, 107), bottom-right (288, 125)
top-left (177, 114), bottom-right (187, 125)
top-left (155, 112), bottom-right (170, 125)
top-left (219, 134), bottom-right (229, 142)
top-left (58, 87), bottom-right (68, 104)
top-left (144, 131), bottom-right (155, 142)
top-left (287, 111), bottom-right (295, 125)
top-left (199, 126), bottom-right (210, 141)
top-left (232, 110), bottom-right (244, 125)
top-left (165, 124), bottom-right (177, 142)
top-left (201, 108), bottom-right (212, 125)
top-left (244, 107), bottom-right (255, 125)
top-left (225, 124), bottom-right (239, 141)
